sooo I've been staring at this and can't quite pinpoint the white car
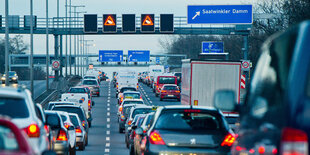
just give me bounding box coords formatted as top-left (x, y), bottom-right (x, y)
top-left (69, 113), bottom-right (87, 150)
top-left (0, 87), bottom-right (49, 154)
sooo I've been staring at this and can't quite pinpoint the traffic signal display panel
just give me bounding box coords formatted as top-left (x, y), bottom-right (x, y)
top-left (160, 14), bottom-right (174, 33)
top-left (103, 14), bottom-right (117, 33)
top-left (141, 14), bottom-right (155, 33)
top-left (122, 14), bottom-right (136, 33)
top-left (84, 14), bottom-right (98, 33)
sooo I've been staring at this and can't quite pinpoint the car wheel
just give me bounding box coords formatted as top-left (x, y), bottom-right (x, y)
top-left (88, 122), bottom-right (92, 128)
top-left (119, 126), bottom-right (123, 133)
top-left (69, 145), bottom-right (76, 155)
top-left (78, 142), bottom-right (86, 150)
top-left (160, 98), bottom-right (163, 101)
top-left (155, 93), bottom-right (159, 97)
top-left (97, 93), bottom-right (100, 97)
top-left (85, 135), bottom-right (89, 146)
top-left (177, 98), bottom-right (181, 101)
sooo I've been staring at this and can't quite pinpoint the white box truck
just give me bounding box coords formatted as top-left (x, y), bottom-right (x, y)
top-left (181, 59), bottom-right (242, 106)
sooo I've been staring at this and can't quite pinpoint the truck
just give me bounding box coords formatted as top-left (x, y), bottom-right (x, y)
top-left (181, 59), bottom-right (242, 106)
top-left (147, 65), bottom-right (164, 86)
top-left (116, 70), bottom-right (138, 91)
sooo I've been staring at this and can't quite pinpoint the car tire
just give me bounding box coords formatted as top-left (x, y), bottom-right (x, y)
top-left (160, 98), bottom-right (163, 101)
top-left (119, 126), bottom-right (123, 133)
top-left (177, 98), bottom-right (181, 102)
top-left (78, 142), bottom-right (86, 151)
top-left (155, 93), bottom-right (159, 97)
top-left (85, 135), bottom-right (89, 146)
top-left (89, 122), bottom-right (92, 128)
top-left (70, 145), bottom-right (76, 155)
top-left (130, 145), bottom-right (134, 155)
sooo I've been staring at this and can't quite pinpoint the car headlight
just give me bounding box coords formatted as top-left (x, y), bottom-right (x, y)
top-left (1, 77), bottom-right (5, 80)
top-left (12, 77), bottom-right (17, 80)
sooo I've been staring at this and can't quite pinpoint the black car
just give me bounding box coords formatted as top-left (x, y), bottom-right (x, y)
top-left (51, 105), bottom-right (89, 146)
top-left (214, 21), bottom-right (310, 155)
top-left (141, 105), bottom-right (234, 155)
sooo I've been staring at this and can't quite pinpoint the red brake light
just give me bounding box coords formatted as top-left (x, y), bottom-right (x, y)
top-left (44, 125), bottom-right (49, 133)
top-left (175, 90), bottom-right (180, 93)
top-left (64, 122), bottom-right (71, 129)
top-left (57, 129), bottom-right (68, 141)
top-left (281, 127), bottom-right (308, 155)
top-left (161, 90), bottom-right (167, 93)
top-left (23, 124), bottom-right (40, 138)
top-left (119, 106), bottom-right (123, 113)
top-left (128, 120), bottom-right (132, 126)
top-left (184, 109), bottom-right (201, 113)
top-left (149, 130), bottom-right (165, 145)
top-left (75, 126), bottom-right (82, 133)
top-left (258, 146), bottom-right (265, 154)
top-left (82, 120), bottom-right (86, 127)
top-left (221, 133), bottom-right (235, 147)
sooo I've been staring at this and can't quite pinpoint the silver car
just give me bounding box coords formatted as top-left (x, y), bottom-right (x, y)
top-left (69, 113), bottom-right (86, 150)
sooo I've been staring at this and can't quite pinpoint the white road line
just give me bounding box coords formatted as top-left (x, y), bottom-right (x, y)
top-left (107, 103), bottom-right (110, 106)
top-left (107, 130), bottom-right (110, 135)
top-left (107, 108), bottom-right (110, 111)
top-left (108, 97), bottom-right (110, 99)
top-left (105, 149), bottom-right (110, 153)
top-left (148, 98), bottom-right (151, 100)
top-left (150, 101), bottom-right (153, 104)
top-left (107, 124), bottom-right (110, 128)
top-left (107, 112), bottom-right (110, 116)
top-left (107, 100), bottom-right (110, 102)
top-left (106, 137), bottom-right (110, 141)
top-left (107, 118), bottom-right (110, 122)
top-left (145, 95), bottom-right (148, 97)
top-left (106, 143), bottom-right (110, 147)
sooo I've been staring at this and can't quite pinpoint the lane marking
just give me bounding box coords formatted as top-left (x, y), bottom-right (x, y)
top-left (107, 108), bottom-right (110, 111)
top-left (106, 143), bottom-right (110, 147)
top-left (148, 98), bottom-right (151, 100)
top-left (106, 137), bottom-right (110, 141)
top-left (150, 101), bottom-right (153, 104)
top-left (105, 149), bottom-right (110, 153)
top-left (107, 112), bottom-right (110, 116)
top-left (107, 130), bottom-right (110, 135)
top-left (107, 118), bottom-right (110, 122)
top-left (107, 103), bottom-right (110, 106)
top-left (107, 124), bottom-right (110, 128)
top-left (145, 95), bottom-right (148, 97)
top-left (108, 100), bottom-right (110, 102)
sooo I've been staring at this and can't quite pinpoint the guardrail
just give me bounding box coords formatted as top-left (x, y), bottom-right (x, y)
top-left (35, 89), bottom-right (58, 109)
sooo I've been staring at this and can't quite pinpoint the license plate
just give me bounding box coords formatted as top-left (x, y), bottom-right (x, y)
top-left (168, 95), bottom-right (174, 97)
top-left (125, 96), bottom-right (133, 99)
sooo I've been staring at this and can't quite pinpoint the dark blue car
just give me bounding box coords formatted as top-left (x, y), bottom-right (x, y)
top-left (215, 20), bottom-right (310, 155)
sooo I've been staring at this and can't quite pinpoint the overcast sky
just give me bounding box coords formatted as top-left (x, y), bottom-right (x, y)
top-left (0, 0), bottom-right (254, 55)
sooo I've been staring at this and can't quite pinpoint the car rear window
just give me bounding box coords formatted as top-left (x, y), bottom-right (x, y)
top-left (132, 108), bottom-right (153, 118)
top-left (52, 107), bottom-right (86, 121)
top-left (69, 115), bottom-right (80, 127)
top-left (69, 88), bottom-right (86, 93)
top-left (121, 88), bottom-right (136, 93)
top-left (158, 77), bottom-right (176, 84)
top-left (124, 93), bottom-right (140, 99)
top-left (163, 86), bottom-right (178, 90)
top-left (155, 110), bottom-right (223, 131)
top-left (225, 117), bottom-right (239, 124)
top-left (123, 101), bottom-right (143, 105)
top-left (83, 80), bottom-right (97, 85)
top-left (0, 98), bottom-right (29, 118)
top-left (60, 115), bottom-right (67, 122)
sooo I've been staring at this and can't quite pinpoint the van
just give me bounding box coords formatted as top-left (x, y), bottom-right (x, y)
top-left (155, 76), bottom-right (177, 97)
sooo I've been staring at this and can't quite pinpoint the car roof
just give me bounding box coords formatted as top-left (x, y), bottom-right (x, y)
top-left (54, 111), bottom-right (70, 116)
top-left (70, 86), bottom-right (86, 89)
top-left (83, 79), bottom-right (97, 81)
top-left (159, 105), bottom-right (218, 111)
top-left (0, 87), bottom-right (29, 99)
top-left (163, 84), bottom-right (178, 87)
top-left (123, 91), bottom-right (140, 94)
top-left (121, 87), bottom-right (136, 89)
top-left (52, 105), bottom-right (82, 109)
top-left (123, 99), bottom-right (143, 102)
top-left (49, 101), bottom-right (75, 104)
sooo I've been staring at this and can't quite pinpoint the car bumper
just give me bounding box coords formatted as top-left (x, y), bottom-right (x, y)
top-left (76, 135), bottom-right (84, 143)
top-left (145, 145), bottom-right (230, 155)
top-left (54, 141), bottom-right (69, 154)
top-left (161, 94), bottom-right (180, 99)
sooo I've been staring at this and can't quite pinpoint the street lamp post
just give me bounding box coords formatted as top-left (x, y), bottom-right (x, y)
top-left (5, 0), bottom-right (9, 86)
top-left (46, 0), bottom-right (49, 91)
top-left (30, 0), bottom-right (34, 98)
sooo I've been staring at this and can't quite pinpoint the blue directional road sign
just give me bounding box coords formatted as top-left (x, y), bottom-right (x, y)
top-left (187, 5), bottom-right (252, 24)
top-left (155, 57), bottom-right (160, 64)
top-left (99, 50), bottom-right (123, 62)
top-left (128, 50), bottom-right (150, 62)
top-left (202, 42), bottom-right (224, 53)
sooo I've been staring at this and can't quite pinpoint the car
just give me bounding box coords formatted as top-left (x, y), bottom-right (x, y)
top-left (68, 86), bottom-right (88, 94)
top-left (45, 110), bottom-right (73, 155)
top-left (83, 75), bottom-right (100, 83)
top-left (1, 71), bottom-right (18, 84)
top-left (81, 79), bottom-right (100, 96)
top-left (129, 114), bottom-right (147, 155)
top-left (155, 76), bottom-right (178, 97)
top-left (141, 105), bottom-right (234, 155)
top-left (134, 112), bottom-right (155, 155)
top-left (159, 84), bottom-right (181, 101)
top-left (47, 101), bottom-right (76, 110)
top-left (118, 104), bottom-right (138, 133)
top-left (69, 113), bottom-right (86, 150)
top-left (118, 99), bottom-right (144, 117)
top-left (116, 86), bottom-right (137, 98)
top-left (51, 105), bottom-right (89, 146)
top-left (0, 87), bottom-right (49, 154)
top-left (125, 106), bottom-right (155, 148)
top-left (223, 113), bottom-right (240, 133)
top-left (214, 20), bottom-right (310, 155)
top-left (118, 91), bottom-right (142, 104)
top-left (55, 111), bottom-right (76, 155)
top-left (0, 116), bottom-right (35, 155)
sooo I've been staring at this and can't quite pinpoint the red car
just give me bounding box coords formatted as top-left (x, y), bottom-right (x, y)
top-left (155, 76), bottom-right (177, 97)
top-left (0, 116), bottom-right (35, 155)
top-left (159, 84), bottom-right (181, 101)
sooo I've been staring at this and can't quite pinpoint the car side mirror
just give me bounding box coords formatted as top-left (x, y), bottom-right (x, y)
top-left (214, 90), bottom-right (236, 111)
top-left (135, 128), bottom-right (143, 135)
top-left (92, 101), bottom-right (95, 106)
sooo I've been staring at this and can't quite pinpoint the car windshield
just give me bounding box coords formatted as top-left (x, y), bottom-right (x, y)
top-left (123, 101), bottom-right (143, 105)
top-left (120, 88), bottom-right (136, 93)
top-left (124, 106), bottom-right (134, 117)
top-left (145, 114), bottom-right (155, 126)
top-left (155, 110), bottom-right (223, 131)
top-left (69, 115), bottom-right (80, 127)
top-left (225, 117), bottom-right (239, 124)
top-left (84, 76), bottom-right (95, 79)
top-left (163, 86), bottom-right (178, 90)
top-left (69, 88), bottom-right (86, 93)
top-left (47, 103), bottom-right (73, 110)
top-left (132, 108), bottom-right (153, 119)
top-left (158, 77), bottom-right (175, 84)
top-left (9, 72), bottom-right (16, 76)
top-left (0, 98), bottom-right (29, 118)
top-left (52, 107), bottom-right (86, 121)
top-left (83, 80), bottom-right (97, 85)
top-left (124, 93), bottom-right (140, 99)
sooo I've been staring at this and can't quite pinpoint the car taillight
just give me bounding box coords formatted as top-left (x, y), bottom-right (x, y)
top-left (175, 90), bottom-right (180, 93)
top-left (44, 125), bottom-right (49, 133)
top-left (140, 96), bottom-right (142, 99)
top-left (221, 133), bottom-right (235, 147)
top-left (120, 115), bottom-right (125, 121)
top-left (88, 100), bottom-right (91, 111)
top-left (82, 120), bottom-right (86, 127)
top-left (64, 122), bottom-right (71, 129)
top-left (280, 127), bottom-right (308, 155)
top-left (57, 129), bottom-right (68, 141)
top-left (161, 90), bottom-right (167, 93)
top-left (120, 97), bottom-right (123, 103)
top-left (258, 146), bottom-right (265, 154)
top-left (137, 83), bottom-right (139, 90)
top-left (75, 126), bottom-right (82, 133)
top-left (119, 106), bottom-right (123, 113)
top-left (132, 131), bottom-right (136, 138)
top-left (23, 124), bottom-right (40, 138)
top-left (128, 120), bottom-right (132, 125)
top-left (149, 130), bottom-right (165, 145)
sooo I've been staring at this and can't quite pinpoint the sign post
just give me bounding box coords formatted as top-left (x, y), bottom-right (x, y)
top-left (99, 50), bottom-right (123, 62)
top-left (128, 50), bottom-right (150, 62)
top-left (187, 5), bottom-right (253, 24)
top-left (52, 60), bottom-right (60, 70)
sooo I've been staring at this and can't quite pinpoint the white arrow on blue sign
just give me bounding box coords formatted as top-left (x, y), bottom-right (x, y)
top-left (128, 50), bottom-right (150, 62)
top-left (202, 41), bottom-right (224, 53)
top-left (187, 5), bottom-right (253, 24)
